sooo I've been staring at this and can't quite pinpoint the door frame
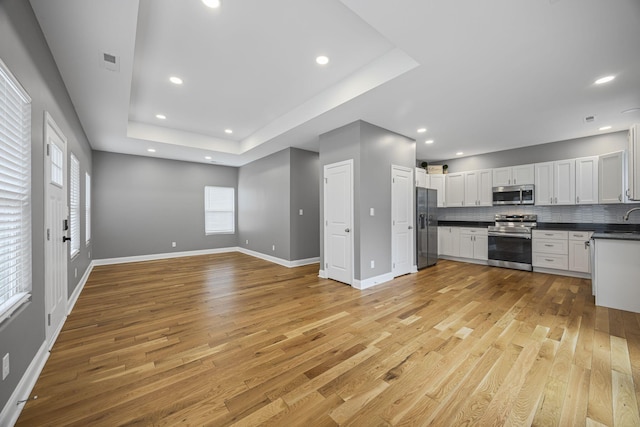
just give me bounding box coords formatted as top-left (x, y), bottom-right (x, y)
top-left (43, 111), bottom-right (68, 347)
top-left (391, 165), bottom-right (414, 277)
top-left (322, 159), bottom-right (354, 285)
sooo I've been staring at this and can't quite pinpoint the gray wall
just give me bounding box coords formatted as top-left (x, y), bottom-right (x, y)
top-left (0, 0), bottom-right (92, 410)
top-left (319, 121), bottom-right (416, 281)
top-left (238, 147), bottom-right (320, 261)
top-left (290, 148), bottom-right (320, 260)
top-left (92, 152), bottom-right (238, 259)
top-left (428, 131), bottom-right (627, 173)
top-left (238, 149), bottom-right (291, 260)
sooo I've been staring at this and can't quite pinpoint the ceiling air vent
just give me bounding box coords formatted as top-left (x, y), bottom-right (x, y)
top-left (584, 115), bottom-right (596, 123)
top-left (100, 52), bottom-right (120, 72)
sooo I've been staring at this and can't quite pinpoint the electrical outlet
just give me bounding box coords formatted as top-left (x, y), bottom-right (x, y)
top-left (272, 245), bottom-right (275, 251)
top-left (2, 353), bottom-right (9, 380)
top-left (88, 251), bottom-right (91, 259)
top-left (74, 267), bottom-right (78, 278)
top-left (299, 209), bottom-right (303, 215)
top-left (245, 240), bottom-right (249, 244)
top-left (172, 242), bottom-right (176, 248)
top-left (370, 260), bottom-right (375, 268)
top-left (370, 208), bottom-right (375, 216)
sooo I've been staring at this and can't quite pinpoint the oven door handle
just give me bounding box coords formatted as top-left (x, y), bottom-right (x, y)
top-left (488, 232), bottom-right (532, 239)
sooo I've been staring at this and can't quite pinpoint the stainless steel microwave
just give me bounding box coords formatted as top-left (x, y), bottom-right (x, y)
top-left (492, 184), bottom-right (534, 205)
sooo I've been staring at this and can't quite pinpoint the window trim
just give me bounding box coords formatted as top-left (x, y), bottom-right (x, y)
top-left (0, 58), bottom-right (32, 323)
top-left (204, 186), bottom-right (235, 235)
top-left (85, 172), bottom-right (91, 245)
top-left (69, 153), bottom-right (80, 258)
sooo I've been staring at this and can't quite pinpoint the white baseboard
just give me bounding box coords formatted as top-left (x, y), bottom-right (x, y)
top-left (533, 267), bottom-right (591, 279)
top-left (318, 269), bottom-right (328, 279)
top-left (352, 272), bottom-right (394, 290)
top-left (236, 248), bottom-right (319, 268)
top-left (92, 247), bottom-right (240, 266)
top-left (68, 262), bottom-right (94, 315)
top-left (0, 340), bottom-right (49, 427)
top-left (411, 265), bottom-right (418, 273)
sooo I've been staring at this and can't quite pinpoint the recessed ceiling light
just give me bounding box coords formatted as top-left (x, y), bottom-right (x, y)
top-left (147, 148), bottom-right (156, 153)
top-left (316, 56), bottom-right (329, 65)
top-left (205, 156), bottom-right (212, 160)
top-left (456, 151), bottom-right (464, 156)
top-left (594, 75), bottom-right (615, 85)
top-left (202, 0), bottom-right (221, 8)
top-left (622, 107), bottom-right (640, 114)
top-left (425, 140), bottom-right (434, 144)
top-left (169, 76), bottom-right (183, 85)
top-left (599, 126), bottom-right (612, 131)
top-left (417, 128), bottom-right (427, 133)
top-left (155, 114), bottom-right (166, 120)
top-left (224, 129), bottom-right (233, 134)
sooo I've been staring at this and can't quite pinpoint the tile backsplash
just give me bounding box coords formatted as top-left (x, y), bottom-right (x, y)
top-left (438, 203), bottom-right (640, 224)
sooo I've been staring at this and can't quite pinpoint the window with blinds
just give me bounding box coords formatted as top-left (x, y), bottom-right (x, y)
top-left (85, 172), bottom-right (91, 245)
top-left (204, 186), bottom-right (235, 234)
top-left (70, 153), bottom-right (80, 257)
top-left (0, 59), bottom-right (32, 323)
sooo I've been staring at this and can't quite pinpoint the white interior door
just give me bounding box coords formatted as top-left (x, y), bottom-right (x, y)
top-left (324, 160), bottom-right (353, 285)
top-left (392, 166), bottom-right (413, 277)
top-left (44, 112), bottom-right (68, 346)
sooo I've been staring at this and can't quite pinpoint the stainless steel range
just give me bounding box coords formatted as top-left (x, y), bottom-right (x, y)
top-left (487, 214), bottom-right (537, 271)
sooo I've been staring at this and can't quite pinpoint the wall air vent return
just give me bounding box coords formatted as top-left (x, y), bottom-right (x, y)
top-left (100, 52), bottom-right (120, 72)
top-left (584, 115), bottom-right (596, 123)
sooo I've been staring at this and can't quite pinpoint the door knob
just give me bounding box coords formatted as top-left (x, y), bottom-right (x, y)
top-left (62, 236), bottom-right (71, 243)
top-left (344, 228), bottom-right (350, 233)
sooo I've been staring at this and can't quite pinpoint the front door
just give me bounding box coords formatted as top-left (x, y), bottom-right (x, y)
top-left (44, 112), bottom-right (68, 346)
top-left (392, 166), bottom-right (413, 276)
top-left (324, 160), bottom-right (353, 285)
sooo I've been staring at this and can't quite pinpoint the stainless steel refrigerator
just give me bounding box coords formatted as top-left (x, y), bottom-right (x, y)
top-left (416, 188), bottom-right (438, 269)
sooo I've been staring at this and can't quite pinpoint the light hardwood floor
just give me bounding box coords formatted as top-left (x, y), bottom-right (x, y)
top-left (17, 253), bottom-right (640, 426)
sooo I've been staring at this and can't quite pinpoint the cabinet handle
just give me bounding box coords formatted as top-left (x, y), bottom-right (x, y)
top-left (555, 197), bottom-right (558, 204)
top-left (577, 196), bottom-right (580, 203)
top-left (545, 258), bottom-right (555, 262)
top-left (584, 241), bottom-right (590, 249)
top-left (513, 179), bottom-right (516, 184)
top-left (619, 194), bottom-right (622, 202)
top-left (545, 233), bottom-right (554, 236)
top-left (550, 197), bottom-right (553, 203)
top-left (544, 244), bottom-right (554, 247)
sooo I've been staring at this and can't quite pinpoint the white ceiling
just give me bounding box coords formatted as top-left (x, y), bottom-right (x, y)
top-left (30, 0), bottom-right (640, 166)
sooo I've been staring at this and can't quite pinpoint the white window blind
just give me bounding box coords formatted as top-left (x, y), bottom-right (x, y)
top-left (205, 186), bottom-right (235, 234)
top-left (70, 153), bottom-right (80, 257)
top-left (0, 58), bottom-right (32, 323)
top-left (85, 172), bottom-right (91, 245)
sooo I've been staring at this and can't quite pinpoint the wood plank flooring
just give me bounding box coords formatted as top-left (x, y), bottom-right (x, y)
top-left (16, 253), bottom-right (640, 426)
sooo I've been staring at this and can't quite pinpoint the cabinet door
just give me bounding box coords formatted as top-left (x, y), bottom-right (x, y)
top-left (492, 167), bottom-right (512, 186)
top-left (474, 235), bottom-right (488, 261)
top-left (629, 124), bottom-right (640, 200)
top-left (429, 174), bottom-right (445, 207)
top-left (459, 234), bottom-right (474, 258)
top-left (554, 159), bottom-right (575, 205)
top-left (535, 162), bottom-right (554, 206)
top-left (599, 151), bottom-right (624, 204)
top-left (575, 156), bottom-right (599, 204)
top-left (446, 173), bottom-right (465, 207)
top-left (478, 169), bottom-right (493, 206)
top-left (450, 227), bottom-right (460, 257)
top-left (415, 168), bottom-right (428, 188)
top-left (464, 171), bottom-right (479, 206)
top-left (512, 164), bottom-right (535, 185)
top-left (568, 240), bottom-right (590, 273)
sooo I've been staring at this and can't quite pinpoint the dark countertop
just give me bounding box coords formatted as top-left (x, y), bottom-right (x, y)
top-left (438, 221), bottom-right (640, 234)
top-left (592, 231), bottom-right (640, 241)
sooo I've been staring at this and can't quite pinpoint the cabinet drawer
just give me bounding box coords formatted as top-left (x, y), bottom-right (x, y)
top-left (459, 227), bottom-right (488, 236)
top-left (569, 231), bottom-right (593, 241)
top-left (533, 239), bottom-right (568, 254)
top-left (533, 230), bottom-right (568, 239)
top-left (533, 253), bottom-right (569, 270)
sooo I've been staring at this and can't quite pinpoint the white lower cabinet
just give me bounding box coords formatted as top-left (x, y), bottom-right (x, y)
top-left (438, 226), bottom-right (460, 257)
top-left (532, 229), bottom-right (593, 275)
top-left (459, 228), bottom-right (488, 260)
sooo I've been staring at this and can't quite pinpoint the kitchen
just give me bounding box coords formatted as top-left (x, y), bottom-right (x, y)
top-left (415, 124), bottom-right (640, 313)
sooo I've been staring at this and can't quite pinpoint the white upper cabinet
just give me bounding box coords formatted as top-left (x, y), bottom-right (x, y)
top-left (446, 172), bottom-right (465, 207)
top-left (599, 151), bottom-right (625, 204)
top-left (429, 174), bottom-right (446, 207)
top-left (493, 164), bottom-right (534, 186)
top-left (575, 156), bottom-right (599, 204)
top-left (628, 124), bottom-right (640, 200)
top-left (415, 167), bottom-right (428, 188)
top-left (535, 160), bottom-right (575, 205)
top-left (464, 169), bottom-right (492, 207)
